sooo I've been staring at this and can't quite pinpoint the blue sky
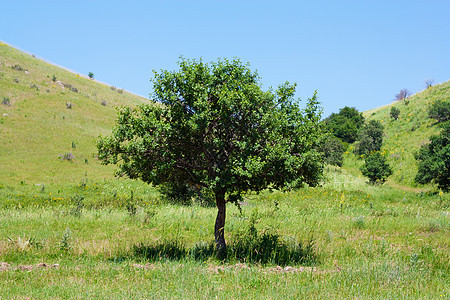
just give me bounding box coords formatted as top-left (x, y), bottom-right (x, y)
top-left (1, 0), bottom-right (449, 117)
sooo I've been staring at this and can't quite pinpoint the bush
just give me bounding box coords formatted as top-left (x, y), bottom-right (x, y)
top-left (415, 122), bottom-right (450, 191)
top-left (321, 136), bottom-right (345, 166)
top-left (1, 97), bottom-right (10, 106)
top-left (324, 106), bottom-right (365, 143)
top-left (360, 151), bottom-right (392, 184)
top-left (390, 106), bottom-right (400, 120)
top-left (428, 100), bottom-right (450, 123)
top-left (88, 72), bottom-right (94, 79)
top-left (355, 120), bottom-right (384, 156)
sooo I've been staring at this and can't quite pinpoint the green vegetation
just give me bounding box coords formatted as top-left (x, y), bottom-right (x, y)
top-left (355, 120), bottom-right (384, 156)
top-left (324, 106), bottom-right (365, 143)
top-left (360, 151), bottom-right (393, 184)
top-left (429, 99), bottom-right (450, 123)
top-left (415, 122), bottom-right (450, 191)
top-left (0, 43), bottom-right (449, 298)
top-left (321, 136), bottom-right (345, 166)
top-left (390, 106), bottom-right (400, 120)
top-left (97, 58), bottom-right (325, 257)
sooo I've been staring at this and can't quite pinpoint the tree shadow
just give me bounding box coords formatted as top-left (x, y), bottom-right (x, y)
top-left (130, 232), bottom-right (317, 266)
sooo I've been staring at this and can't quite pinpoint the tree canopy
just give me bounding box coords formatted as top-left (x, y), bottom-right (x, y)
top-left (324, 106), bottom-right (365, 143)
top-left (97, 58), bottom-right (325, 257)
top-left (355, 120), bottom-right (384, 156)
top-left (415, 122), bottom-right (450, 191)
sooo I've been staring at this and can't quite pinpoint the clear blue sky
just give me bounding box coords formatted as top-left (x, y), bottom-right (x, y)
top-left (1, 0), bottom-right (449, 117)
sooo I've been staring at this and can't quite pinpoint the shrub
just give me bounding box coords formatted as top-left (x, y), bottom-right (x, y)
top-left (59, 153), bottom-right (74, 161)
top-left (324, 106), bottom-right (365, 143)
top-left (1, 97), bottom-right (10, 106)
top-left (355, 120), bottom-right (384, 156)
top-left (428, 100), bottom-right (450, 123)
top-left (11, 64), bottom-right (26, 71)
top-left (415, 122), bottom-right (450, 191)
top-left (360, 151), bottom-right (392, 184)
top-left (321, 136), bottom-right (345, 166)
top-left (52, 75), bottom-right (57, 82)
top-left (390, 106), bottom-right (400, 120)
top-left (88, 72), bottom-right (94, 79)
top-left (425, 79), bottom-right (434, 89)
top-left (66, 102), bottom-right (73, 109)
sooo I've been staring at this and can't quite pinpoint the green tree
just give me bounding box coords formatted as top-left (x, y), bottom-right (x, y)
top-left (390, 106), bottom-right (400, 120)
top-left (415, 122), bottom-right (450, 191)
top-left (88, 72), bottom-right (94, 79)
top-left (97, 58), bottom-right (325, 257)
top-left (360, 151), bottom-right (392, 184)
top-left (321, 136), bottom-right (345, 167)
top-left (428, 100), bottom-right (450, 123)
top-left (324, 106), bottom-right (365, 143)
top-left (355, 120), bottom-right (384, 155)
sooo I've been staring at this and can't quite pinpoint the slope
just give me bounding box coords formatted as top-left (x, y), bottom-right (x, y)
top-left (0, 42), bottom-right (149, 185)
top-left (359, 80), bottom-right (449, 189)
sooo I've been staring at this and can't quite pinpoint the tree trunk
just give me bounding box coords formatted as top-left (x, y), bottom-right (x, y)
top-left (214, 191), bottom-right (227, 259)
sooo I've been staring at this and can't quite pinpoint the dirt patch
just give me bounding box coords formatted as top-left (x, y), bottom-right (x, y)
top-left (1, 262), bottom-right (59, 271)
top-left (207, 263), bottom-right (317, 274)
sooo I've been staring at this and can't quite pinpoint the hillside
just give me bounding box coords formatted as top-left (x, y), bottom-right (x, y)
top-left (0, 42), bottom-right (149, 185)
top-left (338, 80), bottom-right (450, 190)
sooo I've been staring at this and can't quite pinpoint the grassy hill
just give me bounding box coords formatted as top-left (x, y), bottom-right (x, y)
top-left (0, 42), bottom-right (149, 186)
top-left (333, 80), bottom-right (450, 191)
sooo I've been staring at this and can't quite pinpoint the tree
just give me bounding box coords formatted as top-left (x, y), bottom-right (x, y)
top-left (88, 72), bottom-right (94, 79)
top-left (428, 100), bottom-right (450, 123)
top-left (415, 122), bottom-right (450, 191)
top-left (324, 106), bottom-right (365, 143)
top-left (97, 58), bottom-right (325, 257)
top-left (425, 79), bottom-right (434, 89)
top-left (321, 136), bottom-right (345, 167)
top-left (390, 106), bottom-right (400, 120)
top-left (395, 89), bottom-right (411, 102)
top-left (360, 151), bottom-right (392, 184)
top-left (355, 120), bottom-right (384, 155)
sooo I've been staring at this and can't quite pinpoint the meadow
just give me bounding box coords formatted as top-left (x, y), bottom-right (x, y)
top-left (0, 43), bottom-right (448, 298)
top-left (0, 167), bottom-right (448, 298)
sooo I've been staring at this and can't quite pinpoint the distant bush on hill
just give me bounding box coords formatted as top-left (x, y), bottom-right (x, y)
top-left (390, 106), bottom-right (400, 120)
top-left (428, 100), bottom-right (450, 123)
top-left (360, 151), bottom-right (392, 184)
top-left (415, 122), bottom-right (450, 191)
top-left (324, 106), bottom-right (365, 143)
top-left (321, 136), bottom-right (345, 167)
top-left (355, 120), bottom-right (384, 156)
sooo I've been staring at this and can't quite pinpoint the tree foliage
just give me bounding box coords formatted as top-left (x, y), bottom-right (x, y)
top-left (324, 106), bottom-right (365, 143)
top-left (390, 106), bottom-right (400, 120)
top-left (321, 136), bottom-right (345, 167)
top-left (415, 122), bottom-right (450, 191)
top-left (360, 151), bottom-right (392, 184)
top-left (355, 120), bottom-right (384, 156)
top-left (428, 100), bottom-right (450, 123)
top-left (97, 58), bottom-right (325, 256)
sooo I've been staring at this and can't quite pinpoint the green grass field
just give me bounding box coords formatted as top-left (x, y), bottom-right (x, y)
top-left (0, 43), bottom-right (448, 298)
